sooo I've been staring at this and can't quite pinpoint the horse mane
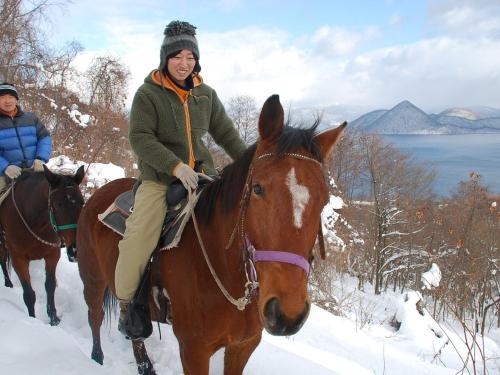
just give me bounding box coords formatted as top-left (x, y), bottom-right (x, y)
top-left (16, 170), bottom-right (76, 189)
top-left (196, 120), bottom-right (322, 225)
top-left (16, 171), bottom-right (46, 186)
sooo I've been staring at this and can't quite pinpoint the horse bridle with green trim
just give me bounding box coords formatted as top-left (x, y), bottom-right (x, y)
top-left (48, 186), bottom-right (79, 232)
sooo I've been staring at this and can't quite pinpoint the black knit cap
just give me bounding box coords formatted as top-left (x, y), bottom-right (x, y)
top-left (160, 20), bottom-right (201, 73)
top-left (0, 82), bottom-right (19, 100)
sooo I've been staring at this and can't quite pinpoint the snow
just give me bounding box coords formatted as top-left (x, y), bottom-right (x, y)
top-left (321, 194), bottom-right (346, 251)
top-left (0, 159), bottom-right (498, 374)
top-left (68, 104), bottom-right (92, 128)
top-left (47, 155), bottom-right (125, 197)
top-left (1, 254), bottom-right (498, 374)
top-left (421, 263), bottom-right (442, 290)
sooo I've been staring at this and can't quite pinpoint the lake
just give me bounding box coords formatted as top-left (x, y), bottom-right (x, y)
top-left (383, 134), bottom-right (500, 197)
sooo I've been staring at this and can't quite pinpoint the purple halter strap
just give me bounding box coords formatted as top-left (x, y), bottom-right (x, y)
top-left (245, 236), bottom-right (310, 275)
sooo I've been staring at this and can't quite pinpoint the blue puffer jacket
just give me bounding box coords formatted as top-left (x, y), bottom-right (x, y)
top-left (0, 107), bottom-right (52, 175)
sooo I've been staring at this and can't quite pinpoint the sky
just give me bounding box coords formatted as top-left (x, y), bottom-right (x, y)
top-left (0, 158), bottom-right (498, 374)
top-left (46, 0), bottom-right (500, 112)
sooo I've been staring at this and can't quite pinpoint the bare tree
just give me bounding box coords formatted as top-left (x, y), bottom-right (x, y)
top-left (226, 95), bottom-right (258, 145)
top-left (86, 56), bottom-right (129, 112)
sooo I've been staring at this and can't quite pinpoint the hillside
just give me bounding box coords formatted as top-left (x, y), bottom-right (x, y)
top-left (1, 256), bottom-right (498, 374)
top-left (350, 101), bottom-right (500, 134)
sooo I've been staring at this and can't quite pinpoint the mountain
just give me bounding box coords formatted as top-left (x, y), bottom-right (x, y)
top-left (439, 107), bottom-right (479, 120)
top-left (350, 101), bottom-right (500, 134)
top-left (290, 104), bottom-right (369, 131)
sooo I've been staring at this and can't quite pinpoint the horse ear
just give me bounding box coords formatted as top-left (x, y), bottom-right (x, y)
top-left (315, 122), bottom-right (347, 160)
top-left (258, 94), bottom-right (284, 142)
top-left (43, 164), bottom-right (61, 187)
top-left (74, 165), bottom-right (85, 185)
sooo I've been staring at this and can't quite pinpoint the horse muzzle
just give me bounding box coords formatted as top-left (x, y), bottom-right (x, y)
top-left (262, 297), bottom-right (310, 336)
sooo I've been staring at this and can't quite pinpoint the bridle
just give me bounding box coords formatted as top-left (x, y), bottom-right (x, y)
top-left (48, 185), bottom-right (79, 232)
top-left (11, 179), bottom-right (79, 248)
top-left (191, 151), bottom-right (324, 311)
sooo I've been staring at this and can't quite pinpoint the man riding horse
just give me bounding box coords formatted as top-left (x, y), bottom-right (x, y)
top-left (115, 21), bottom-right (247, 337)
top-left (0, 82), bottom-right (52, 192)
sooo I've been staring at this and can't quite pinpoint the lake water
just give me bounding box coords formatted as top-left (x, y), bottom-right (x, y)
top-left (383, 134), bottom-right (500, 197)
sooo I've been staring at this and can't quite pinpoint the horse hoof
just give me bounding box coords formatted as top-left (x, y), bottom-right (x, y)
top-left (50, 316), bottom-right (61, 326)
top-left (91, 350), bottom-right (104, 365)
top-left (138, 360), bottom-right (155, 375)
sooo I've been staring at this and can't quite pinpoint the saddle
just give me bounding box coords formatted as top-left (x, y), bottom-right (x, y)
top-left (98, 178), bottom-right (206, 250)
top-left (99, 165), bottom-right (211, 339)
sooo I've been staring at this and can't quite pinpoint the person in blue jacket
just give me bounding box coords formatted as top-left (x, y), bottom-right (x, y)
top-left (0, 82), bottom-right (52, 190)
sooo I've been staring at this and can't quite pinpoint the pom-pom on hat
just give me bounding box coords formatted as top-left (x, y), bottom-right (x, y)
top-left (160, 20), bottom-right (201, 73)
top-left (0, 83), bottom-right (19, 100)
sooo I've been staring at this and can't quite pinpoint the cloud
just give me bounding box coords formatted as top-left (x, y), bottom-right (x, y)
top-left (311, 26), bottom-right (381, 57)
top-left (389, 13), bottom-right (403, 27)
top-left (334, 36), bottom-right (500, 109)
top-left (69, 6), bottom-right (500, 112)
top-left (428, 0), bottom-right (500, 39)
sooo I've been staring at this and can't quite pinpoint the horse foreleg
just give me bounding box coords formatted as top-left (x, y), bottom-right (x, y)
top-left (44, 254), bottom-right (61, 326)
top-left (66, 245), bottom-right (77, 263)
top-left (0, 246), bottom-right (13, 287)
top-left (132, 339), bottom-right (156, 375)
top-left (224, 333), bottom-right (262, 375)
top-left (179, 341), bottom-right (211, 375)
top-left (11, 255), bottom-right (36, 317)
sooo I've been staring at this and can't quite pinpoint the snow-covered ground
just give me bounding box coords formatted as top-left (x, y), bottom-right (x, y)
top-left (1, 157), bottom-right (498, 374)
top-left (0, 252), bottom-right (498, 375)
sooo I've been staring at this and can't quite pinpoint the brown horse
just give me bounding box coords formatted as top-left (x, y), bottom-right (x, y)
top-left (76, 95), bottom-right (346, 374)
top-left (0, 166), bottom-right (84, 325)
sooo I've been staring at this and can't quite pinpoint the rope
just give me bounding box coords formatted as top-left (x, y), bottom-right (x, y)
top-left (11, 180), bottom-right (60, 248)
top-left (189, 177), bottom-right (257, 311)
top-left (189, 152), bottom-right (322, 311)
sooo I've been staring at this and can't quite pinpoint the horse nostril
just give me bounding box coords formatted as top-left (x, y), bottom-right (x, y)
top-left (263, 297), bottom-right (281, 327)
top-left (263, 297), bottom-right (310, 336)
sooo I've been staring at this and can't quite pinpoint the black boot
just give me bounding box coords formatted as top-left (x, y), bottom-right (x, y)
top-left (118, 300), bottom-right (130, 338)
top-left (118, 298), bottom-right (153, 340)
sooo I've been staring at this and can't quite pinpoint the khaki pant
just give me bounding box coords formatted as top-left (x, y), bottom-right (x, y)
top-left (115, 180), bottom-right (168, 301)
top-left (0, 176), bottom-right (10, 206)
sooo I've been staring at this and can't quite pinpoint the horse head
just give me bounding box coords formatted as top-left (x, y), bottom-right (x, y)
top-left (247, 95), bottom-right (346, 336)
top-left (43, 165), bottom-right (85, 249)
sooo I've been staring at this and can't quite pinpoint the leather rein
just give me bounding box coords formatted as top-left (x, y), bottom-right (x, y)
top-left (190, 151), bottom-right (327, 311)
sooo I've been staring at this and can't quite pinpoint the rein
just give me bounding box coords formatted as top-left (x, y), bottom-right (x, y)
top-left (191, 152), bottom-right (324, 311)
top-left (11, 180), bottom-right (60, 248)
top-left (11, 179), bottom-right (78, 248)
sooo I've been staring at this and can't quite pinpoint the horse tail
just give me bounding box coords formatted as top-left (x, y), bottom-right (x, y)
top-left (103, 287), bottom-right (118, 325)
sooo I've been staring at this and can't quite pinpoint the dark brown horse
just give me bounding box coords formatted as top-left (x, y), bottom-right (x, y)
top-left (77, 95), bottom-right (346, 374)
top-left (0, 166), bottom-right (84, 325)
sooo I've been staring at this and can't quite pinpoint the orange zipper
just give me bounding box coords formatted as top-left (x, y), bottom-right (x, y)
top-left (183, 97), bottom-right (195, 168)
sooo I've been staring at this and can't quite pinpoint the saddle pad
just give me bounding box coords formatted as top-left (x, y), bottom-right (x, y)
top-left (97, 190), bottom-right (134, 236)
top-left (97, 190), bottom-right (201, 250)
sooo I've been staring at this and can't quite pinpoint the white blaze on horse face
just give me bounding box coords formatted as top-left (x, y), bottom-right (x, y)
top-left (286, 167), bottom-right (310, 228)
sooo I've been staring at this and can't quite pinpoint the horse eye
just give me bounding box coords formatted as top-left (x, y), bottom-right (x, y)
top-left (253, 184), bottom-right (264, 196)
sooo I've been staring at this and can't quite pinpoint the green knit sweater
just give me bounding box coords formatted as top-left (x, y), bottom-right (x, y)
top-left (129, 71), bottom-right (247, 185)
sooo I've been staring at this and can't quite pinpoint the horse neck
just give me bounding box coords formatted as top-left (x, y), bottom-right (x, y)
top-left (16, 177), bottom-right (50, 227)
top-left (200, 194), bottom-right (247, 278)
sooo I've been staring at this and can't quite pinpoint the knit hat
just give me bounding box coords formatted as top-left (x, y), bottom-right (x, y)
top-left (160, 20), bottom-right (201, 73)
top-left (0, 83), bottom-right (19, 100)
